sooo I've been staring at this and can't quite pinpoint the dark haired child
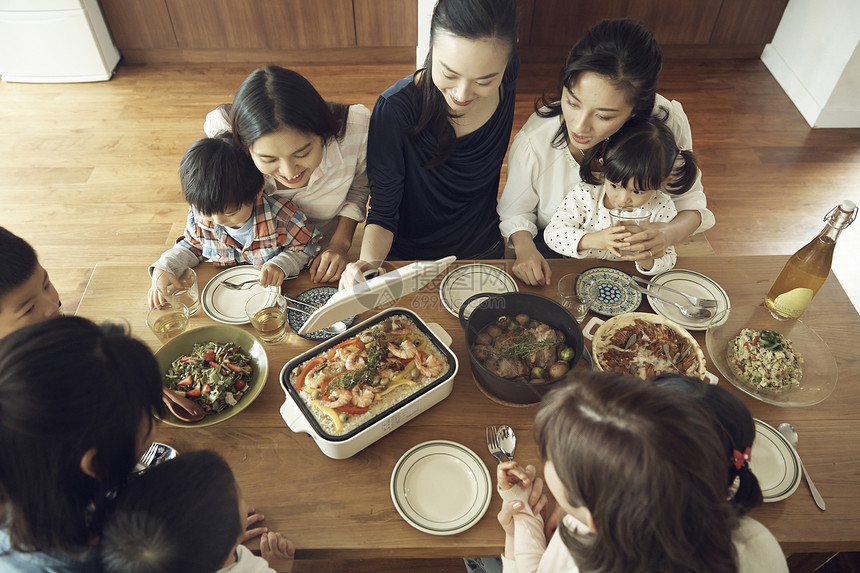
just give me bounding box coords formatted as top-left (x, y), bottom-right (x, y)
top-left (0, 226), bottom-right (61, 339)
top-left (543, 115), bottom-right (700, 275)
top-left (148, 133), bottom-right (322, 308)
top-left (101, 450), bottom-right (294, 573)
top-left (495, 372), bottom-right (787, 573)
top-left (651, 374), bottom-right (764, 514)
top-left (0, 316), bottom-right (163, 571)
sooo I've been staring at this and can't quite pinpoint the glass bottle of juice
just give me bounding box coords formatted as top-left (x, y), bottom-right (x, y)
top-left (765, 200), bottom-right (857, 319)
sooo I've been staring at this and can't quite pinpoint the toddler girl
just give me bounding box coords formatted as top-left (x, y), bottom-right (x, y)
top-left (497, 372), bottom-right (787, 572)
top-left (543, 115), bottom-right (699, 275)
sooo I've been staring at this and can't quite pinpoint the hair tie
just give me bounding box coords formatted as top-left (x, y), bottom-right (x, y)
top-left (731, 447), bottom-right (751, 470)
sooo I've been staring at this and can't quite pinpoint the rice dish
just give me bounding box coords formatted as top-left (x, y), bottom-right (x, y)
top-left (289, 315), bottom-right (450, 436)
top-left (727, 328), bottom-right (803, 390)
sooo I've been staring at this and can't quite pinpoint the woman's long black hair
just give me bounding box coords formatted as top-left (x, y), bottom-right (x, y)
top-left (538, 18), bottom-right (663, 150)
top-left (228, 65), bottom-right (349, 151)
top-left (411, 0), bottom-right (518, 168)
top-left (0, 316), bottom-right (164, 554)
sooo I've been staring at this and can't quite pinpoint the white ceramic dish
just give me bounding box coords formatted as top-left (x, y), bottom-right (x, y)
top-left (279, 308), bottom-right (458, 459)
top-left (646, 269), bottom-right (730, 330)
top-left (390, 440), bottom-right (491, 535)
top-left (439, 263), bottom-right (518, 318)
top-left (201, 266), bottom-right (279, 325)
top-left (577, 267), bottom-right (642, 317)
top-left (749, 419), bottom-right (801, 502)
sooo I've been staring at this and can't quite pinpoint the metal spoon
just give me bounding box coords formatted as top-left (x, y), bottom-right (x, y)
top-left (778, 422), bottom-right (826, 511)
top-left (498, 425), bottom-right (517, 461)
top-left (628, 283), bottom-right (713, 320)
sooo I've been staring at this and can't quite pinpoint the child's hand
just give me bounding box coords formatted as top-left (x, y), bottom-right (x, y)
top-left (148, 269), bottom-right (181, 309)
top-left (259, 263), bottom-right (285, 288)
top-left (260, 531), bottom-right (296, 573)
top-left (580, 225), bottom-right (631, 256)
top-left (497, 465), bottom-right (547, 532)
top-left (238, 506), bottom-right (268, 544)
top-left (497, 461), bottom-right (533, 491)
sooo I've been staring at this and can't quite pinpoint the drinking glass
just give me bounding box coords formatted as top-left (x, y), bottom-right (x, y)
top-left (146, 302), bottom-right (190, 343)
top-left (159, 268), bottom-right (200, 315)
top-left (610, 208), bottom-right (651, 255)
top-left (558, 273), bottom-right (596, 323)
top-left (244, 292), bottom-right (288, 343)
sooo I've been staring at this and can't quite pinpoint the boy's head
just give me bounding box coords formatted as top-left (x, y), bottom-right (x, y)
top-left (101, 450), bottom-right (243, 573)
top-left (0, 227), bottom-right (60, 339)
top-left (179, 133), bottom-right (264, 228)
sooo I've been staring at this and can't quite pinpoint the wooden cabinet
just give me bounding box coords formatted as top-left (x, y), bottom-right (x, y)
top-left (99, 0), bottom-right (177, 49)
top-left (166, 0), bottom-right (354, 50)
top-left (355, 0), bottom-right (417, 47)
top-left (100, 0), bottom-right (787, 63)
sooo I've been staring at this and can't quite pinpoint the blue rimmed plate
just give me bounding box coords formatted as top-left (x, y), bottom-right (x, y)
top-left (287, 286), bottom-right (356, 341)
top-left (390, 440), bottom-right (491, 535)
top-left (576, 267), bottom-right (642, 317)
top-left (439, 264), bottom-right (518, 319)
top-left (201, 266), bottom-right (279, 325)
top-left (750, 419), bottom-right (801, 502)
top-left (647, 269), bottom-right (730, 331)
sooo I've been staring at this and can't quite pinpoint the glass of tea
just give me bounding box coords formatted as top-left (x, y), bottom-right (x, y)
top-left (558, 273), bottom-right (596, 323)
top-left (146, 302), bottom-right (190, 343)
top-left (244, 292), bottom-right (288, 344)
top-left (158, 268), bottom-right (200, 315)
top-left (609, 208), bottom-right (651, 255)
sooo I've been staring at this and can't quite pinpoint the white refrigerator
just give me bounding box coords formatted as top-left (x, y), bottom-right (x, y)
top-left (0, 0), bottom-right (120, 83)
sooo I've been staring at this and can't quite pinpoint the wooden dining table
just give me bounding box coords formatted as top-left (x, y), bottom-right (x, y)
top-left (74, 256), bottom-right (860, 559)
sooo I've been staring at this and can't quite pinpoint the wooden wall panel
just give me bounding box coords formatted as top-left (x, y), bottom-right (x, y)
top-left (515, 0), bottom-right (535, 46)
top-left (626, 0), bottom-right (722, 45)
top-left (166, 0), bottom-right (355, 50)
top-left (99, 0), bottom-right (177, 49)
top-left (354, 0), bottom-right (417, 47)
top-left (528, 0), bottom-right (628, 47)
top-left (710, 0), bottom-right (788, 44)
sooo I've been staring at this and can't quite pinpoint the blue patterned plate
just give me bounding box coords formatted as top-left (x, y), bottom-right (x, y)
top-left (576, 267), bottom-right (642, 317)
top-left (287, 286), bottom-right (356, 341)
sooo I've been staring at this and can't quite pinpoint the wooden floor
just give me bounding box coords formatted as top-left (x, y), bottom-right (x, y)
top-left (2, 57), bottom-right (859, 573)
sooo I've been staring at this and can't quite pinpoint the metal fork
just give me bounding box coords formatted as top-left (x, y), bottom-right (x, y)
top-left (486, 426), bottom-right (504, 463)
top-left (631, 276), bottom-right (718, 308)
top-left (220, 275), bottom-right (299, 290)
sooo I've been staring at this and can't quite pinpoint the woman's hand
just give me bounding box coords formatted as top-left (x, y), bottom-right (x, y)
top-left (310, 245), bottom-right (349, 283)
top-left (148, 269), bottom-right (181, 309)
top-left (339, 260), bottom-right (374, 290)
top-left (512, 247), bottom-right (552, 287)
top-left (261, 531), bottom-right (296, 573)
top-left (620, 222), bottom-right (670, 261)
top-left (579, 226), bottom-right (632, 257)
top-left (259, 263), bottom-right (286, 288)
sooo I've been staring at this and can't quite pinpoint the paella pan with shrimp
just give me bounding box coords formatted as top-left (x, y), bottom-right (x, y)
top-left (287, 314), bottom-right (451, 436)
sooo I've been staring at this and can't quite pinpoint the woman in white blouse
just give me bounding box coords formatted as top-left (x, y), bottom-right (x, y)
top-left (204, 66), bottom-right (369, 283)
top-left (497, 19), bottom-right (714, 286)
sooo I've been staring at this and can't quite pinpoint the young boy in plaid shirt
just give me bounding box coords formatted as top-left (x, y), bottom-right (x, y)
top-left (148, 134), bottom-right (321, 308)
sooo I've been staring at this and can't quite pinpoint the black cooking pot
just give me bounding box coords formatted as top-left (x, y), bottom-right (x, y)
top-left (459, 292), bottom-right (592, 405)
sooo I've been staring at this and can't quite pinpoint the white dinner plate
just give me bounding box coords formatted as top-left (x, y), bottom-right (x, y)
top-left (391, 440), bottom-right (492, 535)
top-left (439, 264), bottom-right (518, 319)
top-left (200, 266), bottom-right (279, 325)
top-left (749, 419), bottom-right (801, 502)
top-left (646, 269), bottom-right (730, 330)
